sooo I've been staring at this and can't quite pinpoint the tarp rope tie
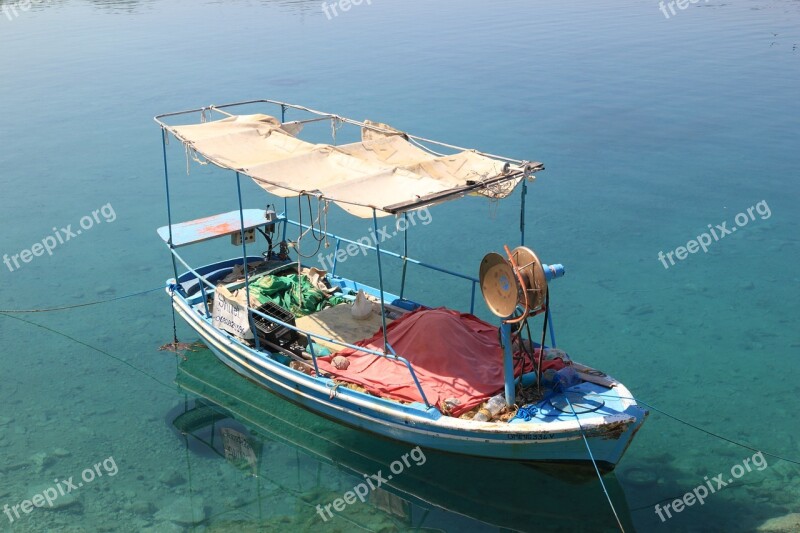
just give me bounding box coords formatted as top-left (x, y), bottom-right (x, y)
top-left (0, 286), bottom-right (163, 313)
top-left (330, 116), bottom-right (342, 145)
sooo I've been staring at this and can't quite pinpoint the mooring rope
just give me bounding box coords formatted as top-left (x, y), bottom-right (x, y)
top-left (0, 286), bottom-right (163, 313)
top-left (0, 311), bottom-right (175, 391)
top-left (596, 393), bottom-right (800, 466)
top-left (565, 395), bottom-right (626, 532)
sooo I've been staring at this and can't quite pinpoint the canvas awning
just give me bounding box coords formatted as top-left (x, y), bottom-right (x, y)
top-left (165, 113), bottom-right (542, 218)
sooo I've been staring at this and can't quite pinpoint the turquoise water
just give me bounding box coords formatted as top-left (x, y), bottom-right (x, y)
top-left (1, 0), bottom-right (798, 531)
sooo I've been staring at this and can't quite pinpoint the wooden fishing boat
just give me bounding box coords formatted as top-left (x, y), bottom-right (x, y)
top-left (155, 99), bottom-right (647, 471)
top-left (169, 346), bottom-right (636, 530)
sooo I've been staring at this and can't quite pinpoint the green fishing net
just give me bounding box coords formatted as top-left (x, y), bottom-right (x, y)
top-left (248, 273), bottom-right (346, 318)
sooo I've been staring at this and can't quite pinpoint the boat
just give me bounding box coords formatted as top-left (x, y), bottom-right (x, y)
top-left (167, 346), bottom-right (637, 531)
top-left (154, 99), bottom-right (647, 471)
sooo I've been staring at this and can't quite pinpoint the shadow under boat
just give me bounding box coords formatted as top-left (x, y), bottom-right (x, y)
top-left (167, 346), bottom-right (636, 532)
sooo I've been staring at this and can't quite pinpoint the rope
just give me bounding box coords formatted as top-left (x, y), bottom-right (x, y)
top-left (514, 404), bottom-right (538, 421)
top-left (408, 136), bottom-right (447, 157)
top-left (597, 393), bottom-right (800, 466)
top-left (565, 395), bottom-right (626, 532)
top-left (0, 312), bottom-right (175, 391)
top-left (185, 145), bottom-right (208, 174)
top-left (294, 194), bottom-right (325, 259)
top-left (330, 116), bottom-right (343, 145)
top-left (0, 286), bottom-right (163, 313)
top-left (169, 287), bottom-right (180, 345)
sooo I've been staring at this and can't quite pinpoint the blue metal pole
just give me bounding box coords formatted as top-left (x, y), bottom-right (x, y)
top-left (372, 210), bottom-right (389, 353)
top-left (500, 321), bottom-right (515, 406)
top-left (400, 213), bottom-right (408, 299)
top-left (198, 282), bottom-right (210, 317)
top-left (331, 238), bottom-right (341, 276)
top-left (548, 308), bottom-right (557, 347)
top-left (470, 280), bottom-right (477, 314)
top-left (520, 179), bottom-right (527, 247)
top-left (281, 197), bottom-right (288, 242)
top-left (305, 334), bottom-right (320, 375)
top-left (236, 172), bottom-right (260, 350)
top-left (384, 342), bottom-right (431, 408)
top-left (161, 129), bottom-right (179, 281)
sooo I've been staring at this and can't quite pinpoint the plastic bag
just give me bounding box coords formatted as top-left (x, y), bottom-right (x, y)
top-left (351, 289), bottom-right (373, 320)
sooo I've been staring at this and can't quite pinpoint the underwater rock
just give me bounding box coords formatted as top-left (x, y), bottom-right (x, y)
top-left (52, 448), bottom-right (70, 458)
top-left (757, 513), bottom-right (800, 532)
top-left (619, 466), bottom-right (656, 488)
top-left (157, 470), bottom-right (186, 487)
top-left (31, 451), bottom-right (55, 473)
top-left (141, 522), bottom-right (185, 533)
top-left (0, 416), bottom-right (12, 427)
top-left (223, 495), bottom-right (247, 509)
top-left (129, 500), bottom-right (155, 516)
top-left (26, 483), bottom-right (79, 510)
top-left (0, 460), bottom-right (27, 474)
top-left (96, 286), bottom-right (116, 296)
top-left (155, 496), bottom-right (205, 525)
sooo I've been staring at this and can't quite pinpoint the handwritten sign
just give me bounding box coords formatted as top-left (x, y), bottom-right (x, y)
top-left (213, 287), bottom-right (254, 340)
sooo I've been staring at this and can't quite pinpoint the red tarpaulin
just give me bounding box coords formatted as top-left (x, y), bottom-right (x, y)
top-left (316, 308), bottom-right (564, 416)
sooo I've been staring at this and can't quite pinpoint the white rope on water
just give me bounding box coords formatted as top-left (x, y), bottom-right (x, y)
top-left (565, 395), bottom-right (626, 532)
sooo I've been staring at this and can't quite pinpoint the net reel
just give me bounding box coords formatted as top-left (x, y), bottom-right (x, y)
top-left (479, 245), bottom-right (548, 322)
top-left (479, 245), bottom-right (554, 395)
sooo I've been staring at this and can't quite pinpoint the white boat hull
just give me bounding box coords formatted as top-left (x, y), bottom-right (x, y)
top-left (170, 289), bottom-right (647, 470)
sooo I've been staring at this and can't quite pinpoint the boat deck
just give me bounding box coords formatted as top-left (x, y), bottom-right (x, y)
top-left (175, 260), bottom-right (625, 424)
top-left (295, 303), bottom-right (390, 353)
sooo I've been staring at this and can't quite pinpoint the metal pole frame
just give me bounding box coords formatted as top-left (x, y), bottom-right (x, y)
top-left (236, 172), bottom-right (261, 351)
top-left (520, 179), bottom-right (527, 246)
top-left (500, 322), bottom-right (515, 406)
top-left (400, 212), bottom-right (409, 299)
top-left (372, 209), bottom-right (389, 353)
top-left (281, 197), bottom-right (289, 243)
top-left (161, 128), bottom-right (179, 282)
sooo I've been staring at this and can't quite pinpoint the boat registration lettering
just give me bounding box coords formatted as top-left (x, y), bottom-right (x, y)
top-left (506, 433), bottom-right (556, 440)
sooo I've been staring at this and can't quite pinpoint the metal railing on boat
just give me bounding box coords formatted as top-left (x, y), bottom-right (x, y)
top-left (284, 220), bottom-right (480, 315)
top-left (168, 247), bottom-right (433, 408)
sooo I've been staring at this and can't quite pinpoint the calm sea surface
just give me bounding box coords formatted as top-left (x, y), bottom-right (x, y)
top-left (1, 1), bottom-right (798, 531)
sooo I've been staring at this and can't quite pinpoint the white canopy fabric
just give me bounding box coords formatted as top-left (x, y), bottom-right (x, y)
top-left (168, 113), bottom-right (532, 218)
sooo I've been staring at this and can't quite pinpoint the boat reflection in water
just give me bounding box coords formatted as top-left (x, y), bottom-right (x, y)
top-left (167, 347), bottom-right (635, 532)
